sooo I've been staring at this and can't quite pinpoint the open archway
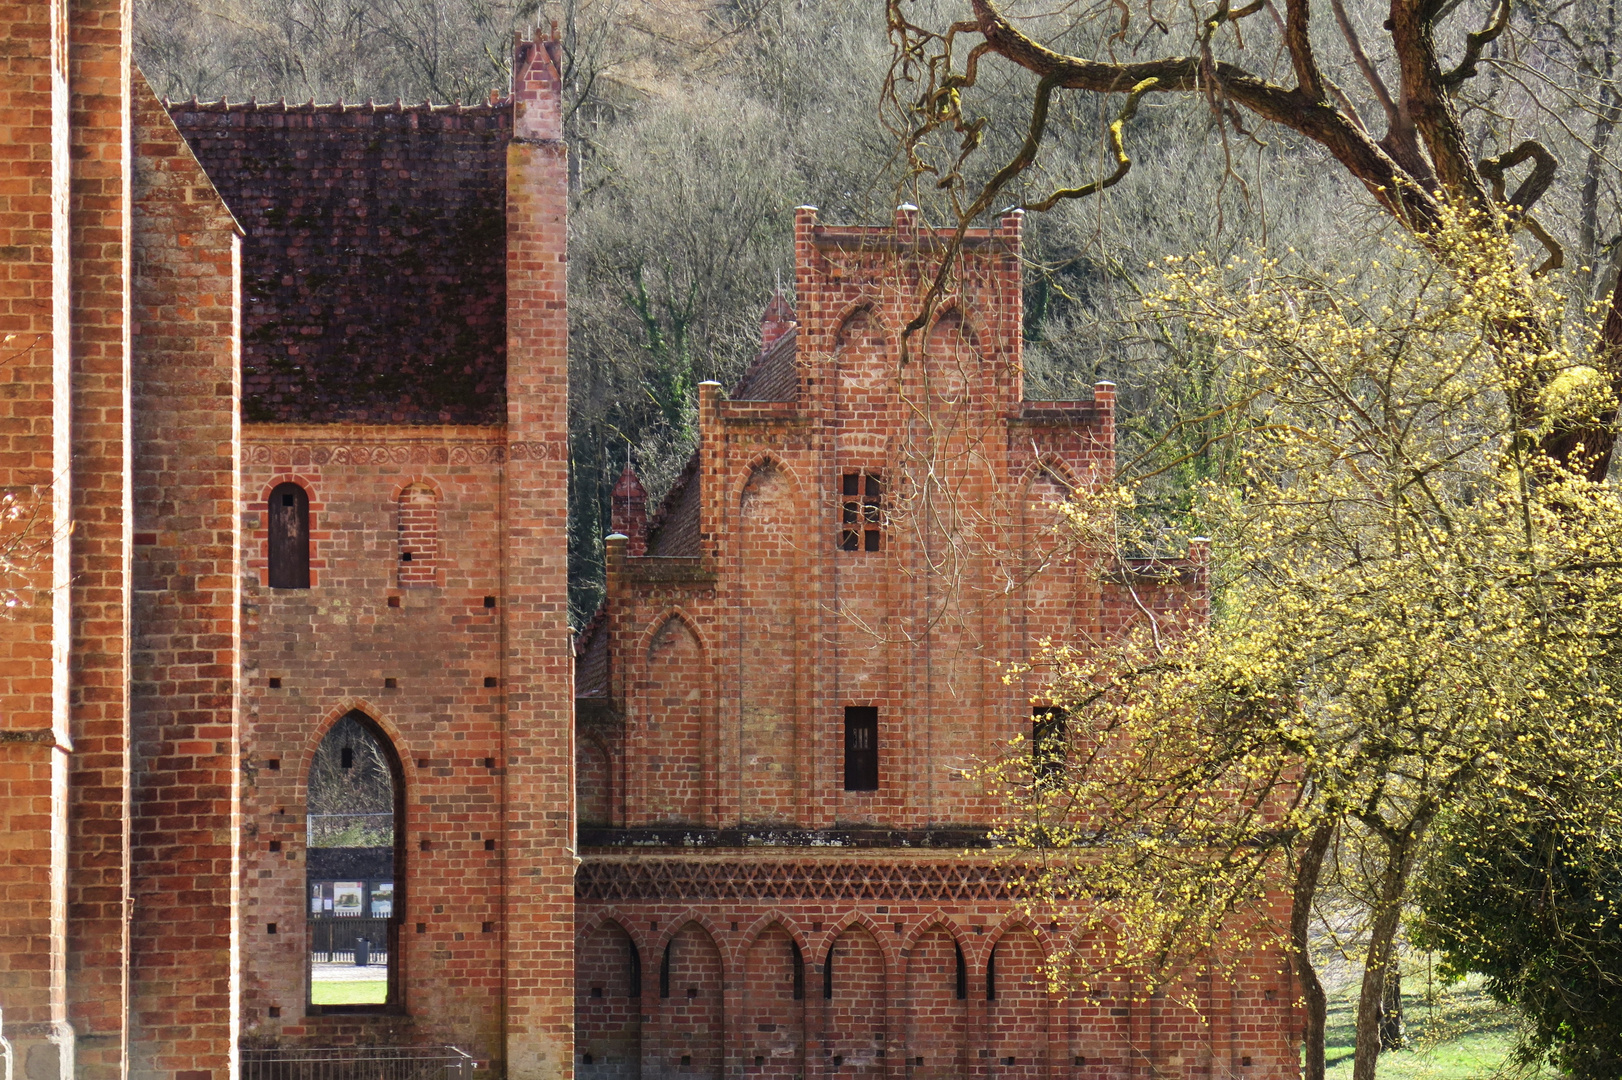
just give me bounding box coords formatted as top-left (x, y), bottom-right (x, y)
top-left (306, 711), bottom-right (403, 1011)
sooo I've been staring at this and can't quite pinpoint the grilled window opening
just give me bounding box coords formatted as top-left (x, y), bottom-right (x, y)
top-left (839, 472), bottom-right (883, 551)
top-left (1033, 706), bottom-right (1068, 782)
top-left (844, 707), bottom-right (879, 791)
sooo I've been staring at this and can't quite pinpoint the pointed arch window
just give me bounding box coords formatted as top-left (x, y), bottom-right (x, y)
top-left (307, 712), bottom-right (403, 1012)
top-left (268, 482), bottom-right (311, 589)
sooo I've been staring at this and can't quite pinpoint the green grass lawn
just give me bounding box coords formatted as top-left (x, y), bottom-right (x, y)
top-left (1322, 974), bottom-right (1525, 1080)
top-left (310, 979), bottom-right (388, 1005)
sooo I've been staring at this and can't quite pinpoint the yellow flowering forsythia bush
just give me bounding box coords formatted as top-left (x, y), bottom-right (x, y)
top-left (989, 211), bottom-right (1622, 1080)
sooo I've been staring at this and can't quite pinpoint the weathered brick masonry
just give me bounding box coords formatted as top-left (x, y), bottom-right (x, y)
top-left (4, 5), bottom-right (1296, 1075)
top-left (4, 12), bottom-right (578, 1079)
top-left (571, 208), bottom-right (1297, 1080)
top-left (0, 0), bottom-right (244, 1070)
top-left (165, 34), bottom-right (578, 1078)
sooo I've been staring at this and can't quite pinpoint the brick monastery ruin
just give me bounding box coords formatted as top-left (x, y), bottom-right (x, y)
top-left (0, 0), bottom-right (1297, 1077)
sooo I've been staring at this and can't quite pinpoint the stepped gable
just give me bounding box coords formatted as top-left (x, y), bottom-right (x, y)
top-left (167, 99), bottom-right (512, 424)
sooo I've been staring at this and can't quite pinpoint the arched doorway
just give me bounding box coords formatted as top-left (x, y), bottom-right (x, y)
top-left (306, 712), bottom-right (402, 1010)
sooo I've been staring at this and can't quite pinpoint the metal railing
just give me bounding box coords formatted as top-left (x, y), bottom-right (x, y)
top-left (241, 1045), bottom-right (477, 1080)
top-left (310, 918), bottom-right (393, 964)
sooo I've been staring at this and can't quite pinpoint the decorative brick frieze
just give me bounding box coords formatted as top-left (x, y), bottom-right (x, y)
top-left (578, 857), bottom-right (1012, 904)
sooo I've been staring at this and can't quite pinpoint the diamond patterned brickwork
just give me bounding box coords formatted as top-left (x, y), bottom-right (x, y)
top-left (576, 862), bottom-right (1302, 1080)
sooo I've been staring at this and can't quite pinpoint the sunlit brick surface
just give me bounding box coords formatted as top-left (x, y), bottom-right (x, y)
top-left (576, 208), bottom-right (1293, 1079)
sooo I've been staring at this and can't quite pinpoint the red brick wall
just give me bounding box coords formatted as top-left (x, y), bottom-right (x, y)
top-left (575, 920), bottom-right (640, 1079)
top-left (906, 925), bottom-right (967, 1080)
top-left (67, 2), bottom-right (135, 1073)
top-left (654, 922), bottom-right (724, 1080)
top-left (633, 618), bottom-right (706, 826)
top-left (497, 30), bottom-right (577, 1079)
top-left (742, 923), bottom-right (804, 1078)
top-left (1, 13), bottom-right (243, 1079)
top-left (572, 889), bottom-right (1302, 1080)
top-left (236, 426), bottom-right (509, 1056)
top-left (0, 0), bottom-right (76, 1070)
top-left (130, 75), bottom-right (243, 1080)
top-left (988, 927), bottom-right (1047, 1080)
top-left (736, 462), bottom-right (798, 824)
top-left (582, 207), bottom-right (1283, 1080)
top-left (823, 924), bottom-right (886, 1078)
top-left (396, 482), bottom-right (440, 588)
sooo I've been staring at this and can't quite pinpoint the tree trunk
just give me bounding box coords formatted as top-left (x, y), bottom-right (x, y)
top-left (1292, 825), bottom-right (1336, 1080)
top-left (1350, 828), bottom-right (1425, 1080)
top-left (1378, 966), bottom-right (1404, 1051)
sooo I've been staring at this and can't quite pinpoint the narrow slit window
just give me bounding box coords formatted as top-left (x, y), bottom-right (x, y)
top-left (659, 942), bottom-right (671, 998)
top-left (823, 943), bottom-right (835, 999)
top-left (839, 472), bottom-right (882, 551)
top-left (986, 944), bottom-right (997, 1001)
top-left (955, 941), bottom-right (967, 1000)
top-left (628, 939), bottom-right (642, 998)
top-left (1033, 706), bottom-right (1068, 783)
top-left (267, 482), bottom-right (310, 589)
top-left (791, 940), bottom-right (805, 1001)
top-left (844, 706), bottom-right (879, 791)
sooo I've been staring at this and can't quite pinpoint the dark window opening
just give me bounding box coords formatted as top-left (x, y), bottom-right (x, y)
top-left (823, 944), bottom-right (835, 999)
top-left (840, 472), bottom-right (883, 551)
top-left (986, 945), bottom-right (997, 1000)
top-left (791, 940), bottom-right (805, 1000)
top-left (629, 940), bottom-right (642, 998)
top-left (659, 942), bottom-right (671, 998)
top-left (955, 941), bottom-right (967, 1000)
top-left (306, 712), bottom-right (402, 1013)
top-left (268, 482), bottom-right (311, 589)
top-left (844, 707), bottom-right (879, 791)
top-left (1033, 706), bottom-right (1068, 783)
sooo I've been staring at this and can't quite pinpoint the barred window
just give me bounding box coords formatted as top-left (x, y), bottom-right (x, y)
top-left (844, 706), bottom-right (879, 791)
top-left (1032, 706), bottom-right (1068, 782)
top-left (839, 472), bottom-right (882, 551)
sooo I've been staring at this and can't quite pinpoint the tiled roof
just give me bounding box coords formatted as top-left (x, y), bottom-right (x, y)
top-left (574, 603), bottom-right (610, 698)
top-left (644, 452), bottom-right (702, 557)
top-left (167, 99), bottom-right (511, 424)
top-left (729, 326), bottom-right (799, 401)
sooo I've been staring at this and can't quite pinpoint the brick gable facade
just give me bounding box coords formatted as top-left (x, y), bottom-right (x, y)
top-left (572, 207), bottom-right (1297, 1080)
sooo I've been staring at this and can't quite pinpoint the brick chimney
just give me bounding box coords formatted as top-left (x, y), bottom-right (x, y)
top-left (760, 291), bottom-right (796, 351)
top-left (611, 463), bottom-right (648, 557)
